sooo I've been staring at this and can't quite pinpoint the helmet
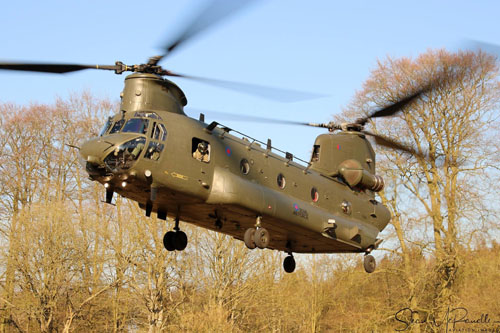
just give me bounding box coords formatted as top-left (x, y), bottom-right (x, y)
top-left (198, 141), bottom-right (208, 154)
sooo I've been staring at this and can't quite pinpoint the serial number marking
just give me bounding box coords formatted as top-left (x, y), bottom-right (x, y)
top-left (293, 208), bottom-right (309, 220)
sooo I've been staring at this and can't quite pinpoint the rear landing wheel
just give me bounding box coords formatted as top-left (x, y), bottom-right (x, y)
top-left (363, 254), bottom-right (376, 273)
top-left (244, 228), bottom-right (256, 249)
top-left (283, 255), bottom-right (296, 273)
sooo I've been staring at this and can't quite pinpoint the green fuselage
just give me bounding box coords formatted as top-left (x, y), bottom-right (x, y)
top-left (80, 74), bottom-right (391, 254)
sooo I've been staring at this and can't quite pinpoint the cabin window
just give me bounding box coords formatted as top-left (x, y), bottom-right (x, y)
top-left (144, 142), bottom-right (164, 161)
top-left (122, 118), bottom-right (149, 134)
top-left (311, 145), bottom-right (320, 162)
top-left (240, 159), bottom-right (250, 175)
top-left (151, 122), bottom-right (167, 141)
top-left (341, 201), bottom-right (352, 215)
top-left (192, 138), bottom-right (210, 163)
top-left (109, 119), bottom-right (125, 134)
top-left (311, 187), bottom-right (319, 202)
top-left (277, 173), bottom-right (286, 189)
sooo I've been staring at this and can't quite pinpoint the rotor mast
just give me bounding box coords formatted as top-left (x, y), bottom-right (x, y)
top-left (120, 73), bottom-right (187, 116)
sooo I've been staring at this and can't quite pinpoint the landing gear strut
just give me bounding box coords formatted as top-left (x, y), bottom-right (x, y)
top-left (163, 217), bottom-right (188, 251)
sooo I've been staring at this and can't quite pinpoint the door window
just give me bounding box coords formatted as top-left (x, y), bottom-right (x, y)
top-left (192, 138), bottom-right (211, 163)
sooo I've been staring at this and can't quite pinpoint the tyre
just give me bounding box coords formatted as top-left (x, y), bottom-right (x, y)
top-left (244, 228), bottom-right (256, 249)
top-left (163, 231), bottom-right (176, 251)
top-left (254, 228), bottom-right (270, 249)
top-left (283, 255), bottom-right (296, 273)
top-left (363, 254), bottom-right (376, 273)
top-left (174, 231), bottom-right (188, 251)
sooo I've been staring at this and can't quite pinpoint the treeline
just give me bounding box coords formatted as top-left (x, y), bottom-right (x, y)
top-left (1, 49), bottom-right (500, 332)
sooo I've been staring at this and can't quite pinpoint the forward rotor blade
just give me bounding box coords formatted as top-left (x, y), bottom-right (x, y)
top-left (0, 62), bottom-right (119, 74)
top-left (362, 129), bottom-right (426, 158)
top-left (186, 108), bottom-right (310, 125)
top-left (164, 70), bottom-right (325, 102)
top-left (157, 0), bottom-right (258, 63)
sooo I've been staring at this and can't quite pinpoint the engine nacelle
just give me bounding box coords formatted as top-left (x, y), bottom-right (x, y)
top-left (338, 159), bottom-right (384, 192)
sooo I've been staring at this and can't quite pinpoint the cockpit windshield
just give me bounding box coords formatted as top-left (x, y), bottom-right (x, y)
top-left (99, 117), bottom-right (113, 136)
top-left (104, 137), bottom-right (146, 172)
top-left (109, 119), bottom-right (125, 134)
top-left (121, 118), bottom-right (150, 134)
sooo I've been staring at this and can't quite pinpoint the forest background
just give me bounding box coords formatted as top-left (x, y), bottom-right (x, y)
top-left (1, 49), bottom-right (500, 332)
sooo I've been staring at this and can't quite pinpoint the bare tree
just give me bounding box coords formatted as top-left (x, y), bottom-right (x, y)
top-left (0, 95), bottom-right (117, 332)
top-left (344, 49), bottom-right (500, 329)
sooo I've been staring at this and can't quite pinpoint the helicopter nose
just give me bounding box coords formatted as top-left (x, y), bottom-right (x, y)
top-left (79, 137), bottom-right (115, 166)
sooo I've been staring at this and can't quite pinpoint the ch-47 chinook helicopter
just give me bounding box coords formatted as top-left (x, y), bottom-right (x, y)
top-left (0, 1), bottom-right (436, 274)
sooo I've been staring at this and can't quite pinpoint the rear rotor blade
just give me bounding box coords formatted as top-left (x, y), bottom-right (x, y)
top-left (355, 69), bottom-right (459, 126)
top-left (0, 62), bottom-right (120, 74)
top-left (356, 85), bottom-right (432, 126)
top-left (362, 129), bottom-right (426, 158)
top-left (463, 39), bottom-right (500, 57)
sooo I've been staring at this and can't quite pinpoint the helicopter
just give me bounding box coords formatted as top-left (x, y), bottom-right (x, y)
top-left (0, 1), bottom-right (438, 274)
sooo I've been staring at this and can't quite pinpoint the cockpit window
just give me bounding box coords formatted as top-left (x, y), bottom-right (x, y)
top-left (122, 118), bottom-right (149, 134)
top-left (152, 122), bottom-right (167, 141)
top-left (144, 142), bottom-right (164, 161)
top-left (311, 145), bottom-right (320, 162)
top-left (109, 119), bottom-right (125, 134)
top-left (134, 111), bottom-right (162, 120)
top-left (99, 117), bottom-right (113, 136)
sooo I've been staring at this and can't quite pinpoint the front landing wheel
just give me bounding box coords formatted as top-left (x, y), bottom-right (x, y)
top-left (163, 231), bottom-right (188, 251)
top-left (174, 231), bottom-right (188, 251)
top-left (163, 231), bottom-right (176, 251)
top-left (363, 254), bottom-right (376, 273)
